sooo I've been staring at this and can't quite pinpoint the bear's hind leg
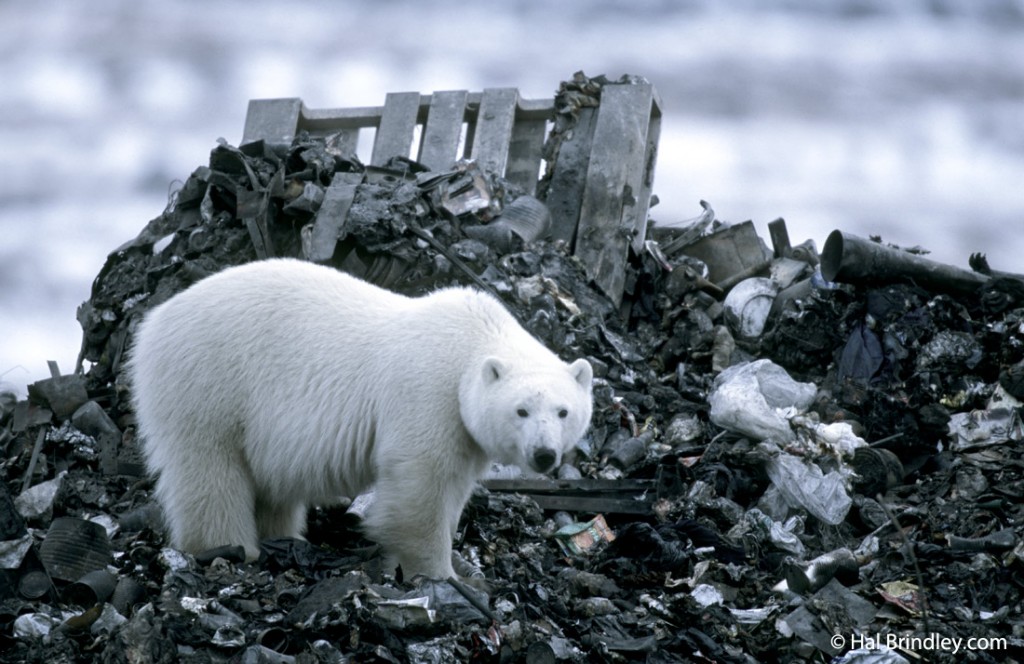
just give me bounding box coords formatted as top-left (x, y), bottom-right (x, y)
top-left (256, 501), bottom-right (308, 541)
top-left (155, 445), bottom-right (261, 560)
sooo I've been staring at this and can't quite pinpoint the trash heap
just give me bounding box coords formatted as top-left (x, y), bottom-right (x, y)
top-left (5, 88), bottom-right (1024, 662)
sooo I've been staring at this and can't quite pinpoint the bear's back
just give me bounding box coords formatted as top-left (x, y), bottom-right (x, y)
top-left (129, 259), bottom-right (533, 426)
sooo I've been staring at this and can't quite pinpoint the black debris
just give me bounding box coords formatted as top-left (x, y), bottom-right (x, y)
top-left (4, 72), bottom-right (1024, 663)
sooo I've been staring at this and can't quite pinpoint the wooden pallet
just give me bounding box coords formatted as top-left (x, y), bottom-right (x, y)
top-left (242, 89), bottom-right (550, 194)
top-left (241, 83), bottom-right (661, 305)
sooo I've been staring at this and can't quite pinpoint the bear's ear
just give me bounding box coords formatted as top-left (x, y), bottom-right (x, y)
top-left (569, 358), bottom-right (593, 389)
top-left (482, 357), bottom-right (508, 385)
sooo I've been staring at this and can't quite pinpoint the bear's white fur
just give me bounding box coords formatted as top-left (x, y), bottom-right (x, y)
top-left (128, 258), bottom-right (593, 580)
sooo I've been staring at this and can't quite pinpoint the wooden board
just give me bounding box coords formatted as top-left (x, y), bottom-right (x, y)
top-left (468, 87), bottom-right (518, 180)
top-left (307, 173), bottom-right (362, 262)
top-left (574, 82), bottom-right (657, 305)
top-left (545, 107), bottom-right (598, 245)
top-left (370, 91), bottom-right (421, 166)
top-left (632, 88), bottom-right (662, 254)
top-left (418, 90), bottom-right (468, 171)
top-left (482, 478), bottom-right (654, 492)
top-left (241, 98), bottom-right (302, 146)
top-left (482, 477), bottom-right (655, 515)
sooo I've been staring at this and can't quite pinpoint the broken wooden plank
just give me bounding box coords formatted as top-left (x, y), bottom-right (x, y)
top-left (545, 107), bottom-right (598, 245)
top-left (418, 90), bottom-right (468, 171)
top-left (573, 82), bottom-right (657, 306)
top-left (527, 494), bottom-right (652, 515)
top-left (482, 478), bottom-right (654, 493)
top-left (370, 91), bottom-right (421, 166)
top-left (482, 477), bottom-right (655, 515)
top-left (306, 173), bottom-right (363, 262)
top-left (631, 87), bottom-right (662, 254)
top-left (242, 98), bottom-right (303, 146)
top-left (468, 87), bottom-right (518, 179)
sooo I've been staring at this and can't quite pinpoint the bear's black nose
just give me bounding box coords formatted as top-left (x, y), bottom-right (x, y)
top-left (533, 448), bottom-right (557, 472)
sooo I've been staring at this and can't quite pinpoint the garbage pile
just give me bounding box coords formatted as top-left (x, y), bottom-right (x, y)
top-left (5, 92), bottom-right (1024, 662)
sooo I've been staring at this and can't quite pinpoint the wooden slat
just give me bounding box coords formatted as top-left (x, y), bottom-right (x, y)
top-left (527, 495), bottom-right (652, 515)
top-left (418, 90), bottom-right (468, 171)
top-left (482, 478), bottom-right (655, 515)
top-left (505, 116), bottom-right (548, 195)
top-left (469, 88), bottom-right (518, 178)
top-left (482, 478), bottom-right (654, 492)
top-left (630, 89), bottom-right (661, 254)
top-left (545, 107), bottom-right (598, 244)
top-left (370, 91), bottom-right (421, 166)
top-left (303, 104), bottom-right (387, 129)
top-left (307, 173), bottom-right (362, 262)
top-left (573, 83), bottom-right (656, 305)
top-left (242, 98), bottom-right (303, 146)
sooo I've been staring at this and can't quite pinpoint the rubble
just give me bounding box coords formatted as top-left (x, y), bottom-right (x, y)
top-left (4, 73), bottom-right (1024, 662)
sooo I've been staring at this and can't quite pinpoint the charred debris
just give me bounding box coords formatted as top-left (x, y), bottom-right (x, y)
top-left (4, 73), bottom-right (1024, 662)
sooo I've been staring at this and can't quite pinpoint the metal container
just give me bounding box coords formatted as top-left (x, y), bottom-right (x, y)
top-left (38, 517), bottom-right (113, 583)
top-left (64, 569), bottom-right (117, 607)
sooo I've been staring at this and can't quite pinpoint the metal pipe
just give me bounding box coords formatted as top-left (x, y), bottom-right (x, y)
top-left (820, 230), bottom-right (989, 296)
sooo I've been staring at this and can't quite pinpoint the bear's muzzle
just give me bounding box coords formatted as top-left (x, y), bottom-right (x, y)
top-left (531, 447), bottom-right (557, 473)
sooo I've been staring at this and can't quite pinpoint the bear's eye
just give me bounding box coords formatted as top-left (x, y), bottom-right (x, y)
top-left (558, 409), bottom-right (568, 419)
top-left (517, 408), bottom-right (529, 418)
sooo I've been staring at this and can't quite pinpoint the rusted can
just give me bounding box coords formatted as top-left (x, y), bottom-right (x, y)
top-left (38, 517), bottom-right (113, 583)
top-left (64, 569), bottom-right (117, 607)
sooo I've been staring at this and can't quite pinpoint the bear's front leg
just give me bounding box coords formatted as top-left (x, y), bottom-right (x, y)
top-left (255, 499), bottom-right (308, 542)
top-left (362, 459), bottom-right (474, 581)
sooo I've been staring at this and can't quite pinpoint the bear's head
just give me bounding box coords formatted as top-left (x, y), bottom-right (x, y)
top-left (461, 355), bottom-right (593, 474)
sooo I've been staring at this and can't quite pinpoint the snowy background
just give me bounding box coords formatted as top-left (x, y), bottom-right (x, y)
top-left (2, 0), bottom-right (1024, 392)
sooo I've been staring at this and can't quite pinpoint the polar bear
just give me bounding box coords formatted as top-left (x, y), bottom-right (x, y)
top-left (128, 258), bottom-right (593, 580)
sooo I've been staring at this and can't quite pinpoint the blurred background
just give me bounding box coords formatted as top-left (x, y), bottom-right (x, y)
top-left (2, 0), bottom-right (1023, 392)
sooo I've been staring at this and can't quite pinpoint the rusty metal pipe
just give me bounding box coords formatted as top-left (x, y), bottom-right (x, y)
top-left (820, 230), bottom-right (989, 296)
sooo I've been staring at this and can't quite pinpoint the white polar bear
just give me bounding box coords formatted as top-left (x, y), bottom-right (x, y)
top-left (128, 258), bottom-right (593, 580)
